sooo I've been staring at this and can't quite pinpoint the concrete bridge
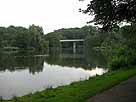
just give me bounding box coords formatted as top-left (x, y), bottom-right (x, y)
top-left (60, 39), bottom-right (85, 53)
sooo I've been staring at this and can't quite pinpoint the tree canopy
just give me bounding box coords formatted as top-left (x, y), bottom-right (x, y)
top-left (0, 25), bottom-right (48, 52)
top-left (80, 0), bottom-right (136, 30)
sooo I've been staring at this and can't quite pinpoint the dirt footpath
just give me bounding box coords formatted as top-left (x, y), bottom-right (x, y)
top-left (88, 76), bottom-right (136, 102)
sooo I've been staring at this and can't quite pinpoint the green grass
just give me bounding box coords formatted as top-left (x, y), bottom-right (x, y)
top-left (4, 68), bottom-right (136, 102)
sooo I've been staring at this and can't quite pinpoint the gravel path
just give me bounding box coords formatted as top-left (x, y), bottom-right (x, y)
top-left (88, 76), bottom-right (136, 102)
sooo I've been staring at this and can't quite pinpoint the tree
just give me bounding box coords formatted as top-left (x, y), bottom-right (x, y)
top-left (0, 25), bottom-right (49, 52)
top-left (0, 37), bottom-right (1, 46)
top-left (0, 27), bottom-right (6, 48)
top-left (13, 27), bottom-right (30, 49)
top-left (80, 0), bottom-right (136, 69)
top-left (29, 24), bottom-right (44, 50)
top-left (80, 0), bottom-right (136, 30)
top-left (0, 27), bottom-right (8, 47)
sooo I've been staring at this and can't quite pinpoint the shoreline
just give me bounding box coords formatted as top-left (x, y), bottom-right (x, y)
top-left (3, 68), bottom-right (136, 102)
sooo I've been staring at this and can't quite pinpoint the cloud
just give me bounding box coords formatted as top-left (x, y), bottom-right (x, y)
top-left (0, 0), bottom-right (91, 33)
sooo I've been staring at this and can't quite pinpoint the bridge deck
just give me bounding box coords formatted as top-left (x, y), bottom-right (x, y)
top-left (60, 39), bottom-right (85, 42)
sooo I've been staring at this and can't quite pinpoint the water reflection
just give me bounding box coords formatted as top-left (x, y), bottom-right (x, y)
top-left (0, 49), bottom-right (108, 99)
top-left (0, 62), bottom-right (108, 99)
top-left (46, 48), bottom-right (107, 68)
top-left (0, 52), bottom-right (44, 74)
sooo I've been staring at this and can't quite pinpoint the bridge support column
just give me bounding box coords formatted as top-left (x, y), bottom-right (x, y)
top-left (73, 42), bottom-right (76, 54)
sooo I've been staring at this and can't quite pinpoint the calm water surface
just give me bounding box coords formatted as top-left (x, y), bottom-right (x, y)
top-left (0, 50), bottom-right (108, 99)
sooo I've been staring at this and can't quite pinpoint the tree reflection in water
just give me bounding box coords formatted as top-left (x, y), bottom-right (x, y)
top-left (0, 48), bottom-right (107, 74)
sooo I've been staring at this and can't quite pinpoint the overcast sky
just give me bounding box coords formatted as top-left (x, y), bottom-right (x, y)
top-left (0, 0), bottom-right (92, 34)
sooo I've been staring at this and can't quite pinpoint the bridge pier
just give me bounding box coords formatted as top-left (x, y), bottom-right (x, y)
top-left (60, 39), bottom-right (85, 54)
top-left (73, 42), bottom-right (76, 54)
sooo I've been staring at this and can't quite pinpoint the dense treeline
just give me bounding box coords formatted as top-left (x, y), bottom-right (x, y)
top-left (45, 26), bottom-right (100, 48)
top-left (45, 26), bottom-right (92, 54)
top-left (80, 0), bottom-right (136, 70)
top-left (0, 24), bottom-right (135, 70)
top-left (0, 24), bottom-right (48, 52)
top-left (44, 26), bottom-right (115, 52)
top-left (108, 24), bottom-right (136, 70)
top-left (0, 25), bottom-right (102, 53)
top-left (0, 24), bottom-right (115, 53)
top-left (45, 25), bottom-right (136, 70)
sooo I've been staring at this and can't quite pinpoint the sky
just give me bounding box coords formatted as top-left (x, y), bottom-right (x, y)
top-left (0, 0), bottom-right (92, 34)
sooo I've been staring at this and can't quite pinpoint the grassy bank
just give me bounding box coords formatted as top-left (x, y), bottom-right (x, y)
top-left (4, 68), bottom-right (136, 102)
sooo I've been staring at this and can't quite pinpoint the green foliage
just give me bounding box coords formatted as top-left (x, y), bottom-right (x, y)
top-left (81, 0), bottom-right (136, 30)
top-left (45, 32), bottom-right (61, 48)
top-left (13, 27), bottom-right (30, 49)
top-left (28, 24), bottom-right (45, 50)
top-left (0, 96), bottom-right (2, 102)
top-left (0, 25), bottom-right (47, 52)
top-left (80, 1), bottom-right (136, 71)
top-left (109, 47), bottom-right (128, 70)
top-left (108, 24), bottom-right (136, 70)
top-left (0, 38), bottom-right (2, 48)
top-left (85, 31), bottom-right (107, 49)
top-left (45, 26), bottom-right (98, 50)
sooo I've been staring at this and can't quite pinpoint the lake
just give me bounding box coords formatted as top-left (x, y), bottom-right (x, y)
top-left (0, 50), bottom-right (108, 99)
